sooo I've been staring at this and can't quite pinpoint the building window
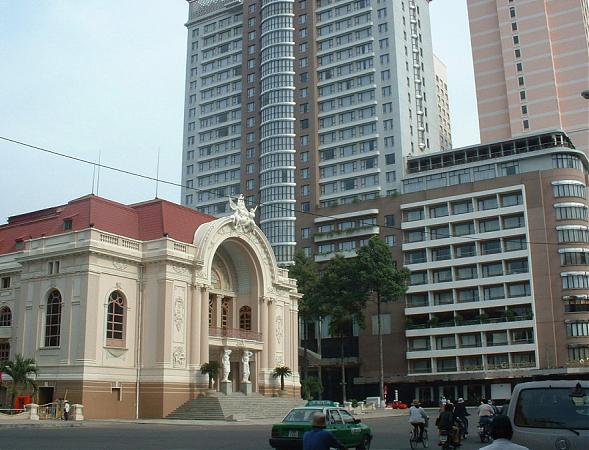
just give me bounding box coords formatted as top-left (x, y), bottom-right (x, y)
top-left (45, 290), bottom-right (62, 347)
top-left (1, 277), bottom-right (10, 289)
top-left (566, 321), bottom-right (589, 337)
top-left (523, 120), bottom-right (529, 130)
top-left (385, 235), bottom-right (396, 247)
top-left (384, 214), bottom-right (395, 227)
top-left (106, 290), bottom-right (126, 347)
top-left (0, 341), bottom-right (9, 363)
top-left (239, 306), bottom-right (252, 331)
top-left (0, 306), bottom-right (11, 327)
top-left (562, 274), bottom-right (589, 289)
top-left (63, 219), bottom-right (73, 230)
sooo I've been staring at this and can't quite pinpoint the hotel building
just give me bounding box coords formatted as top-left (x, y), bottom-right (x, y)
top-left (297, 130), bottom-right (589, 402)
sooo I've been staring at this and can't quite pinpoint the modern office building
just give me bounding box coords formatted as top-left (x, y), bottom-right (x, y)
top-left (0, 196), bottom-right (301, 418)
top-left (180, 0), bottom-right (444, 265)
top-left (434, 54), bottom-right (452, 150)
top-left (466, 0), bottom-right (589, 154)
top-left (298, 130), bottom-right (589, 403)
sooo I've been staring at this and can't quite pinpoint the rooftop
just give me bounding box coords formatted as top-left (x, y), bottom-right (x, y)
top-left (0, 195), bottom-right (214, 255)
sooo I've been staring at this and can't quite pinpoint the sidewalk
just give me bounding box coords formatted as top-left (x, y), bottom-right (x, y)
top-left (0, 420), bottom-right (83, 429)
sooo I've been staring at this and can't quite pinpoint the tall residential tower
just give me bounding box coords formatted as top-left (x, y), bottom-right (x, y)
top-left (181, 0), bottom-right (443, 264)
top-left (466, 0), bottom-right (589, 154)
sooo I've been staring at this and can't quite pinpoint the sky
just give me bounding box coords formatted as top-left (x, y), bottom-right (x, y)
top-left (0, 0), bottom-right (479, 222)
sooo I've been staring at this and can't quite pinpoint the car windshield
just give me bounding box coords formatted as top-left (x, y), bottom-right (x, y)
top-left (514, 387), bottom-right (589, 430)
top-left (283, 409), bottom-right (322, 423)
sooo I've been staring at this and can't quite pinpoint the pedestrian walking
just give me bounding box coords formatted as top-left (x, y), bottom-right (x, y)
top-left (63, 400), bottom-right (70, 421)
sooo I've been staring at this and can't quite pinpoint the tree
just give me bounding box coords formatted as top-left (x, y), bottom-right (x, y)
top-left (301, 376), bottom-right (323, 400)
top-left (272, 366), bottom-right (292, 391)
top-left (200, 361), bottom-right (220, 390)
top-left (318, 254), bottom-right (367, 402)
top-left (356, 236), bottom-right (409, 404)
top-left (288, 251), bottom-right (322, 381)
top-left (0, 354), bottom-right (39, 408)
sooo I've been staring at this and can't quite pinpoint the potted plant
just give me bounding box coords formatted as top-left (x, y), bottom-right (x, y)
top-left (479, 312), bottom-right (489, 324)
top-left (200, 361), bottom-right (220, 393)
top-left (505, 309), bottom-right (516, 322)
top-left (455, 313), bottom-right (464, 326)
top-left (272, 366), bottom-right (292, 396)
top-left (428, 315), bottom-right (440, 328)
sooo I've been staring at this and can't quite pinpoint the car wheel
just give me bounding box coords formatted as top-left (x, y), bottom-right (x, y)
top-left (356, 435), bottom-right (371, 450)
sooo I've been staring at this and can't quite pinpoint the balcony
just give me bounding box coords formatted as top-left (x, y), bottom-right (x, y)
top-left (209, 327), bottom-right (262, 342)
top-left (313, 225), bottom-right (380, 243)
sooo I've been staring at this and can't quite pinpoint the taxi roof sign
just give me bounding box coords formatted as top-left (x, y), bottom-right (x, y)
top-left (305, 400), bottom-right (338, 407)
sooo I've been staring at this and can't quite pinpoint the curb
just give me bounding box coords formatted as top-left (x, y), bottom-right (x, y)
top-left (0, 421), bottom-right (83, 429)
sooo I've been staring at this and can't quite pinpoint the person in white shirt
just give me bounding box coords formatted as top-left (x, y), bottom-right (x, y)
top-left (479, 415), bottom-right (530, 450)
top-left (408, 399), bottom-right (428, 442)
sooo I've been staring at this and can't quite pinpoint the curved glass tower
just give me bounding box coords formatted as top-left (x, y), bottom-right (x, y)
top-left (259, 0), bottom-right (296, 264)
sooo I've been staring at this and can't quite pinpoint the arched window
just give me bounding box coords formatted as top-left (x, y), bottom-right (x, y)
top-left (106, 291), bottom-right (126, 346)
top-left (0, 340), bottom-right (9, 363)
top-left (0, 306), bottom-right (11, 327)
top-left (239, 306), bottom-right (252, 331)
top-left (45, 290), bottom-right (62, 347)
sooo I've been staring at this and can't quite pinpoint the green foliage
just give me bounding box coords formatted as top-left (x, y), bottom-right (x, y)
top-left (0, 354), bottom-right (39, 407)
top-left (272, 366), bottom-right (293, 391)
top-left (350, 399), bottom-right (359, 408)
top-left (455, 313), bottom-right (464, 325)
top-left (301, 377), bottom-right (323, 400)
top-left (289, 251), bottom-right (322, 321)
top-left (200, 361), bottom-right (220, 389)
top-left (428, 315), bottom-right (440, 327)
top-left (356, 236), bottom-right (410, 304)
top-left (479, 312), bottom-right (490, 323)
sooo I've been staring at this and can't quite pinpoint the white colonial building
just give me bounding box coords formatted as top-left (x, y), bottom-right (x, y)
top-left (0, 195), bottom-right (300, 418)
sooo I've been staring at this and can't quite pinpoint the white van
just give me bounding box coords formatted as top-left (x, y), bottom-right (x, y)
top-left (506, 380), bottom-right (589, 450)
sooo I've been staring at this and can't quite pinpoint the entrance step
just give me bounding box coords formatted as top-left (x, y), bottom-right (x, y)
top-left (166, 392), bottom-right (304, 421)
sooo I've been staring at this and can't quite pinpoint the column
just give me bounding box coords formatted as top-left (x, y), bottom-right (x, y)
top-left (199, 286), bottom-right (209, 364)
top-left (189, 284), bottom-right (201, 367)
top-left (215, 294), bottom-right (223, 328)
top-left (259, 297), bottom-right (269, 369)
top-left (267, 299), bottom-right (276, 369)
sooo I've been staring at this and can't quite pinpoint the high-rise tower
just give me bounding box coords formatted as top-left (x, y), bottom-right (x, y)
top-left (181, 0), bottom-right (443, 264)
top-left (466, 0), bottom-right (589, 154)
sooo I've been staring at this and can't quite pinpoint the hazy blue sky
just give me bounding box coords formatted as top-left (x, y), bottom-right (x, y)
top-left (0, 0), bottom-right (479, 221)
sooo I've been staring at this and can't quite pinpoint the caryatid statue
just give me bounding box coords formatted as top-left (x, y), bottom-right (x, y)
top-left (221, 349), bottom-right (232, 382)
top-left (241, 350), bottom-right (253, 383)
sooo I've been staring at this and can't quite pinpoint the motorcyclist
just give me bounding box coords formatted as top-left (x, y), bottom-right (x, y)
top-left (437, 403), bottom-right (460, 447)
top-left (453, 398), bottom-right (469, 438)
top-left (478, 399), bottom-right (495, 439)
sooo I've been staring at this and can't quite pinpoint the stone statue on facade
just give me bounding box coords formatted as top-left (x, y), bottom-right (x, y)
top-left (229, 194), bottom-right (257, 232)
top-left (241, 350), bottom-right (253, 383)
top-left (221, 349), bottom-right (232, 382)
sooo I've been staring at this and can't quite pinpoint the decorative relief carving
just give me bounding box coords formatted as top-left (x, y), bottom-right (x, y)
top-left (172, 346), bottom-right (185, 368)
top-left (172, 265), bottom-right (188, 275)
top-left (113, 260), bottom-right (127, 271)
top-left (275, 315), bottom-right (283, 344)
top-left (174, 298), bottom-right (184, 333)
top-left (274, 354), bottom-right (284, 366)
top-left (115, 282), bottom-right (122, 290)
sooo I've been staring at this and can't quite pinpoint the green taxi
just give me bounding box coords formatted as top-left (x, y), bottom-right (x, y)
top-left (269, 401), bottom-right (372, 450)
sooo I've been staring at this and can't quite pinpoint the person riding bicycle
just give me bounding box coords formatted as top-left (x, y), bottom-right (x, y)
top-left (408, 399), bottom-right (428, 442)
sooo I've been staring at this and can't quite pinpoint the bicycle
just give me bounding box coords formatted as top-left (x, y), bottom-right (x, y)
top-left (409, 424), bottom-right (429, 449)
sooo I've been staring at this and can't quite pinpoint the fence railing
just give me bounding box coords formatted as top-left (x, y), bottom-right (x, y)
top-left (209, 327), bottom-right (262, 342)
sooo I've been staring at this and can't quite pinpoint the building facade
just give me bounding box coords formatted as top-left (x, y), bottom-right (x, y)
top-left (466, 0), bottom-right (589, 154)
top-left (297, 131), bottom-right (589, 403)
top-left (0, 196), bottom-right (300, 418)
top-left (434, 54), bottom-right (452, 150)
top-left (180, 0), bottom-right (445, 265)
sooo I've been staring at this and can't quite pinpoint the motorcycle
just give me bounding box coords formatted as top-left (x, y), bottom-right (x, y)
top-left (478, 419), bottom-right (493, 443)
top-left (438, 429), bottom-right (459, 449)
top-left (456, 416), bottom-right (468, 440)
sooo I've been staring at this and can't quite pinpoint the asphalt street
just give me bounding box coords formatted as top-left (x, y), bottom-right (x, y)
top-left (0, 415), bottom-right (488, 450)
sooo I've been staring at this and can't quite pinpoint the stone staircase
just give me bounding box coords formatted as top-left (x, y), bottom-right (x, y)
top-left (167, 392), bottom-right (305, 421)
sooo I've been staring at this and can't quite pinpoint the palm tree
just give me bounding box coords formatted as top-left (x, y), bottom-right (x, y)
top-left (0, 354), bottom-right (39, 408)
top-left (272, 366), bottom-right (292, 391)
top-left (200, 362), bottom-right (220, 390)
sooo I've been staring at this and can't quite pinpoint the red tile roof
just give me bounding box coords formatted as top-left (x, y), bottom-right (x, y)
top-left (0, 195), bottom-right (215, 255)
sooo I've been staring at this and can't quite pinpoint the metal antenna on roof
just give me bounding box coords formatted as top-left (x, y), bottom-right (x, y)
top-left (96, 150), bottom-right (102, 196)
top-left (91, 160), bottom-right (96, 195)
top-left (155, 148), bottom-right (161, 198)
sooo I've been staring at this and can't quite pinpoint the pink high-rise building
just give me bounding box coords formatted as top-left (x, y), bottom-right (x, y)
top-left (467, 0), bottom-right (589, 154)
